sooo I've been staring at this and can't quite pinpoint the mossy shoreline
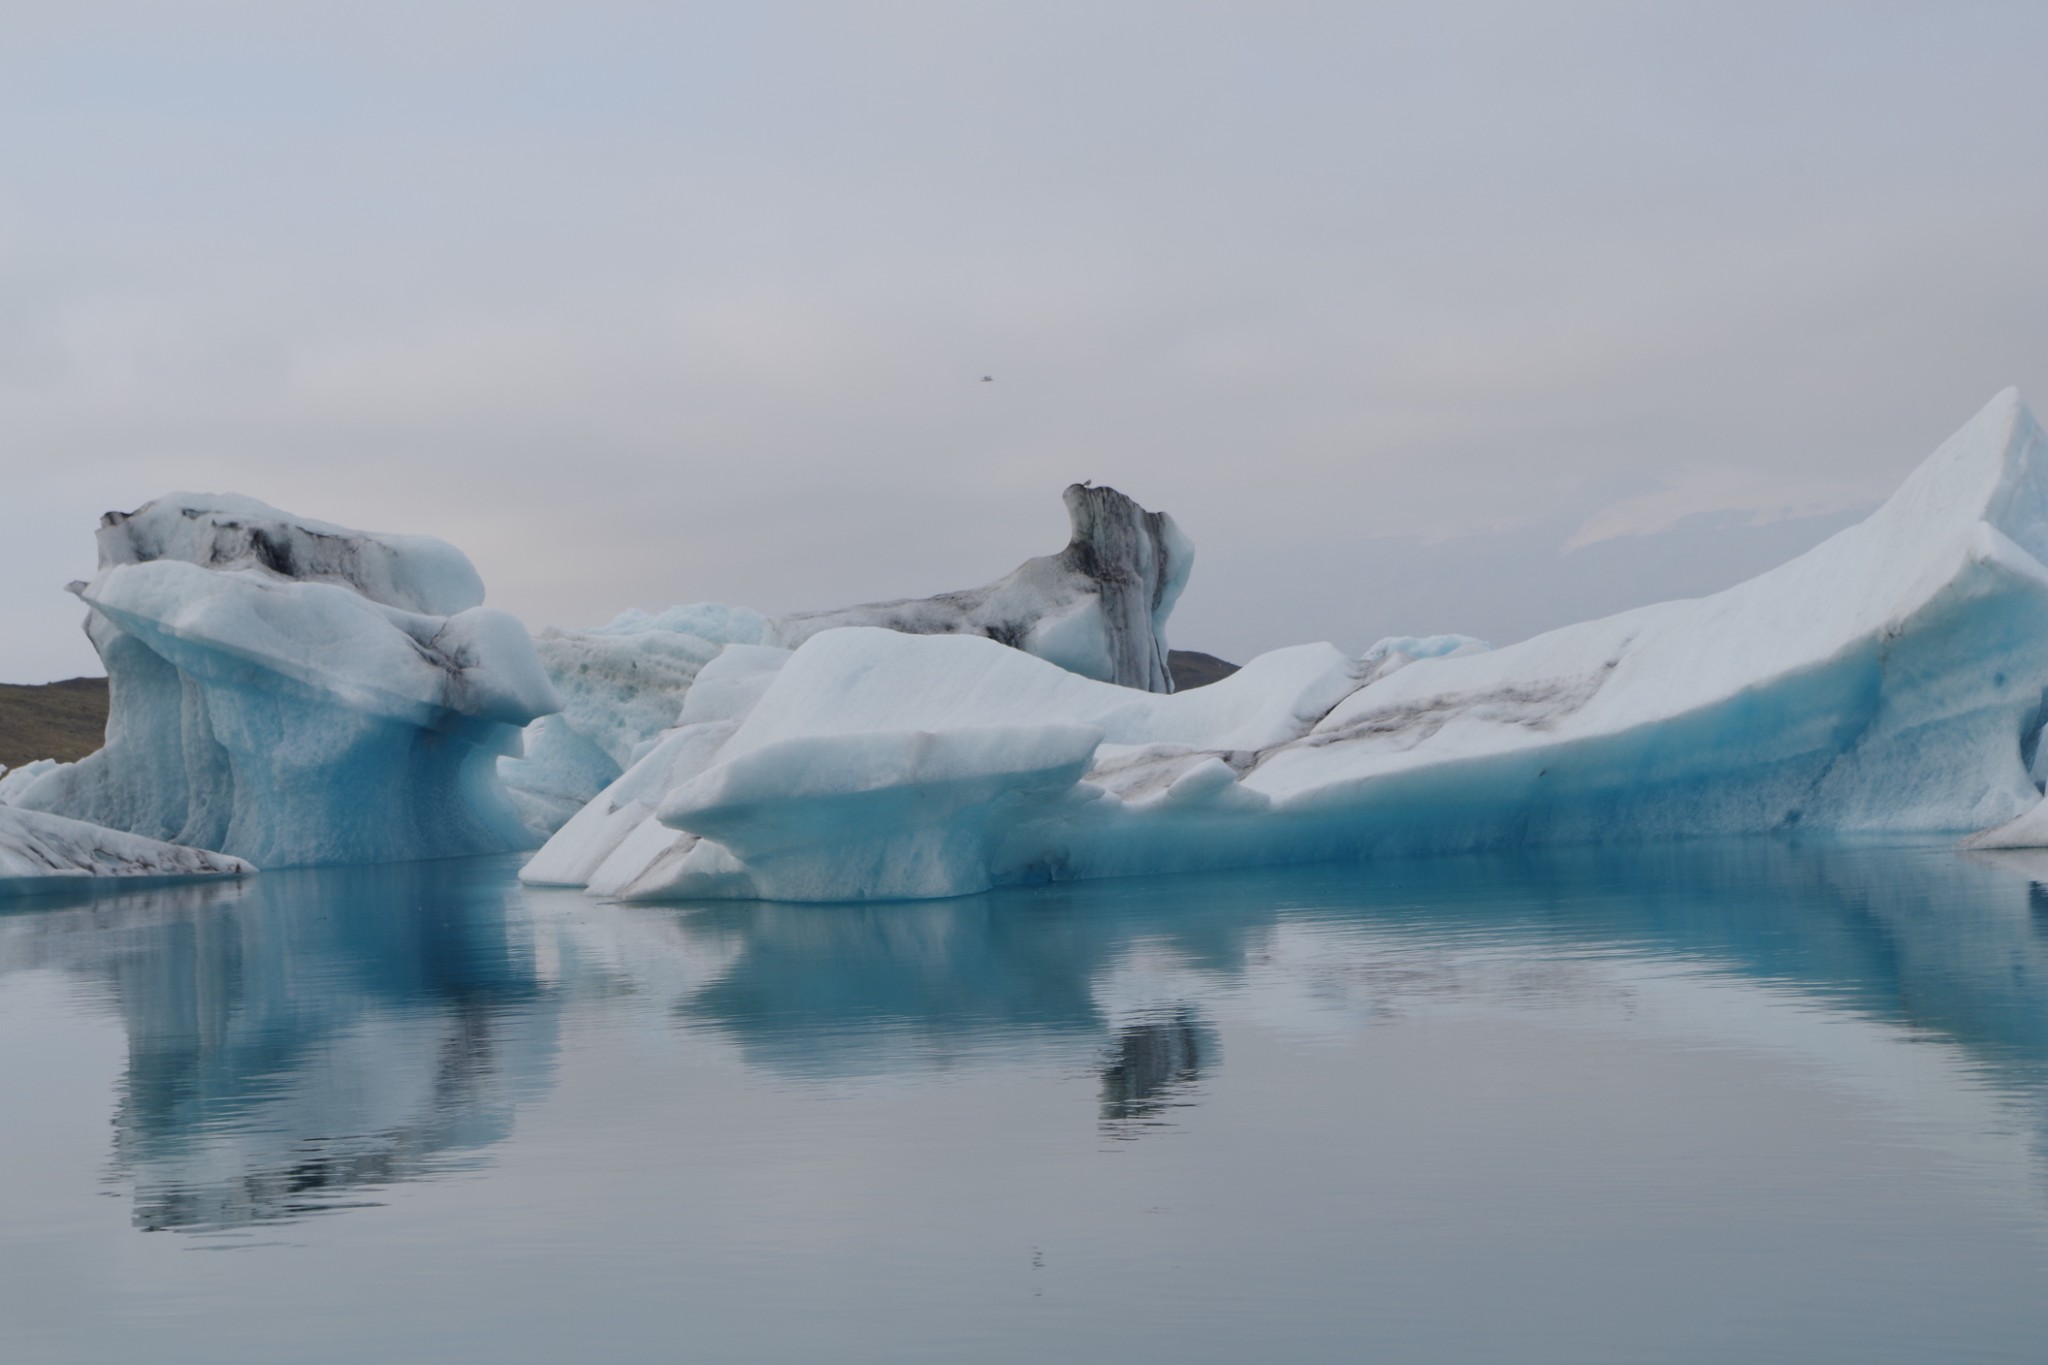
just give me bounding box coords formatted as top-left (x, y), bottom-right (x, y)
top-left (0, 677), bottom-right (109, 769)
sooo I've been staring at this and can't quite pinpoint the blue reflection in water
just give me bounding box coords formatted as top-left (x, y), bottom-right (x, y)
top-left (6, 840), bottom-right (2048, 1361)
top-left (670, 838), bottom-right (2048, 1089)
top-left (1, 857), bottom-right (557, 1231)
top-left (5, 837), bottom-right (2046, 1242)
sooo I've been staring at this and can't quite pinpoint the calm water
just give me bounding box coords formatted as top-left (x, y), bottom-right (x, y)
top-left (4, 842), bottom-right (2048, 1363)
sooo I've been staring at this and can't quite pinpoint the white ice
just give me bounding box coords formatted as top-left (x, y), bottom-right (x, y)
top-left (499, 604), bottom-right (771, 837)
top-left (500, 483), bottom-right (1190, 837)
top-left (13, 494), bottom-right (560, 867)
top-left (0, 759), bottom-right (64, 805)
top-left (523, 629), bottom-right (1454, 900)
top-left (527, 389), bottom-right (2048, 902)
top-left (766, 482), bottom-right (1190, 692)
top-left (0, 804), bottom-right (251, 893)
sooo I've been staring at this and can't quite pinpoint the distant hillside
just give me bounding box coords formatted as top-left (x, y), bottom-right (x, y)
top-left (1168, 650), bottom-right (1239, 691)
top-left (0, 677), bottom-right (109, 768)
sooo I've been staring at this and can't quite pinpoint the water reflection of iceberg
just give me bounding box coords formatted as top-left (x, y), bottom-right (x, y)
top-left (5, 837), bottom-right (2048, 1233)
top-left (1098, 1007), bottom-right (1213, 1132)
top-left (638, 840), bottom-right (2048, 1139)
top-left (0, 857), bottom-right (556, 1233)
top-left (654, 890), bottom-right (1269, 1080)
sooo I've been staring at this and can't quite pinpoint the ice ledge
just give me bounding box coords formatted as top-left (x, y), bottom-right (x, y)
top-left (0, 805), bottom-right (253, 894)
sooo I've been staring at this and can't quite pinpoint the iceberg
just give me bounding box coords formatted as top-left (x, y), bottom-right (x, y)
top-left (522, 630), bottom-right (1454, 900)
top-left (0, 759), bottom-right (65, 805)
top-left (0, 804), bottom-right (251, 893)
top-left (767, 481), bottom-right (1190, 692)
top-left (528, 389), bottom-right (2048, 902)
top-left (14, 494), bottom-right (560, 867)
top-left (500, 604), bottom-right (773, 837)
top-left (500, 482), bottom-right (1190, 835)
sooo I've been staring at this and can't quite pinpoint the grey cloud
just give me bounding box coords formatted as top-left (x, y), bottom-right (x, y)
top-left (4, 1), bottom-right (2048, 681)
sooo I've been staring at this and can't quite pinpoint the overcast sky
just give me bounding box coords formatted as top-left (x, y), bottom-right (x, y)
top-left (6, 1), bottom-right (2048, 683)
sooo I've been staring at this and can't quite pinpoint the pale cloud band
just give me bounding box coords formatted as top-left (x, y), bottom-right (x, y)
top-left (3, 2), bottom-right (2046, 683)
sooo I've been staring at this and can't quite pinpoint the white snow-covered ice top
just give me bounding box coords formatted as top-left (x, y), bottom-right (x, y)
top-left (89, 491), bottom-right (488, 615)
top-left (526, 389), bottom-right (2048, 902)
top-left (14, 494), bottom-right (560, 867)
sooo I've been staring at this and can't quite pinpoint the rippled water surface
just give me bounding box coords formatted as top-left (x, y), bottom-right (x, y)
top-left (5, 842), bottom-right (2048, 1363)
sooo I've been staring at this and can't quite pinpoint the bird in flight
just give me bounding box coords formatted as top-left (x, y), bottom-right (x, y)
top-left (981, 375), bottom-right (993, 382)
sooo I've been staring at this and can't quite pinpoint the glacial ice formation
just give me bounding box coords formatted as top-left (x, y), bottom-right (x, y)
top-left (500, 604), bottom-right (772, 837)
top-left (0, 759), bottom-right (64, 805)
top-left (13, 494), bottom-right (560, 867)
top-left (521, 629), bottom-right (1476, 900)
top-left (499, 483), bottom-right (1190, 836)
top-left (527, 389), bottom-right (2048, 902)
top-left (0, 804), bottom-right (251, 893)
top-left (769, 482), bottom-right (1191, 691)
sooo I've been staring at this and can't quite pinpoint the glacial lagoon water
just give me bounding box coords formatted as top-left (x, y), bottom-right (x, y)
top-left (3, 844), bottom-right (2048, 1363)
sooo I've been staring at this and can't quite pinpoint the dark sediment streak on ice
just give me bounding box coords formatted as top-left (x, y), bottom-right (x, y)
top-left (772, 483), bottom-right (1192, 693)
